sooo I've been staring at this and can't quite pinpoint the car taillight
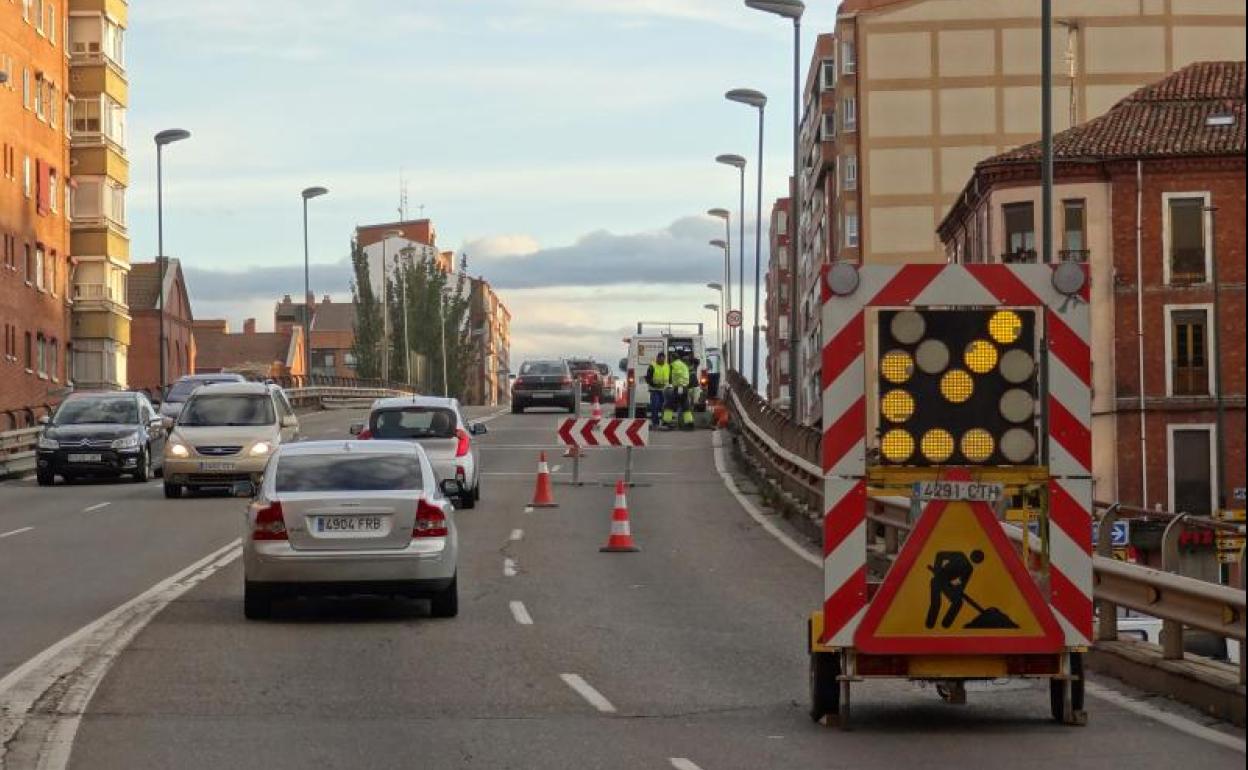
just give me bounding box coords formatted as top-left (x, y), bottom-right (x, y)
top-left (252, 501), bottom-right (287, 541)
top-left (513, 377), bottom-right (524, 388)
top-left (358, 428), bottom-right (373, 440)
top-left (414, 499), bottom-right (448, 538)
top-left (627, 368), bottom-right (635, 385)
top-left (455, 428), bottom-right (471, 457)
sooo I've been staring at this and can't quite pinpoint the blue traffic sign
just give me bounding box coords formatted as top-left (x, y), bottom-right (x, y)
top-left (1092, 520), bottom-right (1130, 548)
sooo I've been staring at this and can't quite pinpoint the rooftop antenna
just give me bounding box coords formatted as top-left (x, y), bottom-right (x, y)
top-left (398, 171), bottom-right (409, 220)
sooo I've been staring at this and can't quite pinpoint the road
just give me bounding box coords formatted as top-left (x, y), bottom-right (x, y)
top-left (1, 406), bottom-right (1243, 769)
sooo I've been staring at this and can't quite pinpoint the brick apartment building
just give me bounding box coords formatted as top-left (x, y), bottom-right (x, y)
top-left (193, 319), bottom-right (306, 382)
top-left (939, 62), bottom-right (1246, 523)
top-left (2, 0), bottom-right (74, 422)
top-left (126, 259), bottom-right (195, 394)
top-left (765, 197), bottom-right (792, 407)
top-left (782, 0), bottom-right (1245, 424)
top-left (275, 294), bottom-right (358, 380)
top-left (464, 276), bottom-right (511, 406)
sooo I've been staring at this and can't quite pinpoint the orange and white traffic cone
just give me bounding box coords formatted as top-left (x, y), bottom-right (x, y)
top-left (599, 479), bottom-right (640, 553)
top-left (591, 397), bottom-right (603, 420)
top-left (531, 451), bottom-right (558, 507)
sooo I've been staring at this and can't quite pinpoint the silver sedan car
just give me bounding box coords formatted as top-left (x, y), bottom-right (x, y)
top-left (241, 440), bottom-right (460, 619)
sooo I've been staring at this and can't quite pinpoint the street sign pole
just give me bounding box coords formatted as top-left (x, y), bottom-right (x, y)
top-left (625, 371), bottom-right (637, 486)
top-left (572, 382), bottom-right (582, 486)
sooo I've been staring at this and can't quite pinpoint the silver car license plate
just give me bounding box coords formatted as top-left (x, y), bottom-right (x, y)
top-left (315, 515), bottom-right (383, 533)
top-left (199, 461), bottom-right (237, 472)
top-left (68, 453), bottom-right (102, 463)
top-left (533, 392), bottom-right (554, 399)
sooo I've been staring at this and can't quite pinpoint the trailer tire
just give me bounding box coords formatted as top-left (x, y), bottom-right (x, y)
top-left (809, 651), bottom-right (841, 723)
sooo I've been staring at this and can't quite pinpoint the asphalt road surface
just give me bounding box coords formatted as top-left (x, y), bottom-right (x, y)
top-left (1, 405), bottom-right (1243, 769)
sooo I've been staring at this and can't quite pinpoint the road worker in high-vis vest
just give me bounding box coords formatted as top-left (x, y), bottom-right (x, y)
top-left (644, 352), bottom-right (670, 428)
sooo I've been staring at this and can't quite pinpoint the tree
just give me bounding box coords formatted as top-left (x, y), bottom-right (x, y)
top-left (392, 249), bottom-right (474, 396)
top-left (349, 240), bottom-right (383, 381)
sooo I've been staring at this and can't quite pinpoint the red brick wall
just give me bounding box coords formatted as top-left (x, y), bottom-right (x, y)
top-left (1109, 157), bottom-right (1246, 509)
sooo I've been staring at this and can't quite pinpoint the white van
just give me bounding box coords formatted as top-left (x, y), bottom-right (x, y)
top-left (614, 323), bottom-right (709, 418)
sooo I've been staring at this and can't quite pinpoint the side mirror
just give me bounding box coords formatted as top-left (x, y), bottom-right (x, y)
top-left (231, 480), bottom-right (256, 498)
top-left (349, 421), bottom-right (364, 436)
top-left (280, 415), bottom-right (298, 429)
top-left (38, 415), bottom-right (51, 426)
top-left (439, 478), bottom-right (465, 498)
top-left (470, 423), bottom-right (488, 436)
top-left (162, 416), bottom-right (175, 430)
top-left (618, 358), bottom-right (627, 372)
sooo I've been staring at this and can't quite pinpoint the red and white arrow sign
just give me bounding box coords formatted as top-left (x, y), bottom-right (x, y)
top-left (556, 418), bottom-right (649, 448)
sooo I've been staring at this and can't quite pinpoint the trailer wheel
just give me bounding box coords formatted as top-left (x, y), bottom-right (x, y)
top-left (1050, 652), bottom-right (1086, 724)
top-left (809, 651), bottom-right (841, 723)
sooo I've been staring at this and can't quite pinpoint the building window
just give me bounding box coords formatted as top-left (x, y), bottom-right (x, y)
top-left (820, 58), bottom-right (836, 90)
top-left (844, 213), bottom-right (860, 248)
top-left (1002, 202), bottom-right (1035, 261)
top-left (24, 332), bottom-right (32, 371)
top-left (49, 169), bottom-right (58, 214)
top-left (344, 352), bottom-right (358, 368)
top-left (34, 246), bottom-right (45, 291)
top-left (36, 333), bottom-right (45, 376)
top-left (24, 244), bottom-right (33, 284)
top-left (23, 156), bottom-right (31, 198)
top-left (1169, 426), bottom-right (1214, 516)
top-left (323, 353), bottom-right (336, 368)
top-left (1165, 194), bottom-right (1208, 285)
top-left (844, 155), bottom-right (858, 191)
top-left (775, 210), bottom-right (788, 236)
top-left (1061, 199), bottom-right (1086, 261)
top-left (48, 337), bottom-right (58, 381)
top-left (843, 98), bottom-right (857, 132)
top-left (23, 68), bottom-right (31, 109)
top-left (1167, 307), bottom-right (1211, 397)
top-left (842, 41), bottom-right (856, 74)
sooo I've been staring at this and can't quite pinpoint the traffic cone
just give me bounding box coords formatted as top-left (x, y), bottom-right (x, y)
top-left (600, 479), bottom-right (640, 553)
top-left (531, 452), bottom-right (558, 507)
top-left (591, 397), bottom-right (603, 420)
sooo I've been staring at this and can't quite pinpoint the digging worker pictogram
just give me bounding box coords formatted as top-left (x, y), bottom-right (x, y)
top-left (926, 550), bottom-right (984, 629)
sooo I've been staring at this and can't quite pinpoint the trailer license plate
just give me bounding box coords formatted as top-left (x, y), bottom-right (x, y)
top-left (914, 481), bottom-right (1004, 502)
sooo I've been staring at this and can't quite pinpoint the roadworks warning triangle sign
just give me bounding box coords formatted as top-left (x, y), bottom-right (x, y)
top-left (855, 494), bottom-right (1063, 655)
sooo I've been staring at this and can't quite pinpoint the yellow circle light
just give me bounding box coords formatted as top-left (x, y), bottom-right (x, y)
top-left (961, 429), bottom-right (995, 463)
top-left (920, 429), bottom-right (955, 463)
top-left (881, 429), bottom-right (915, 463)
top-left (881, 350), bottom-right (915, 384)
top-left (939, 369), bottom-right (974, 403)
top-left (989, 310), bottom-right (1023, 344)
top-left (964, 339), bottom-right (998, 374)
top-left (881, 389), bottom-right (916, 423)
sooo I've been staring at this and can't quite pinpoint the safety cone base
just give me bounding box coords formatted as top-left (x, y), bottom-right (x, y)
top-left (599, 543), bottom-right (640, 553)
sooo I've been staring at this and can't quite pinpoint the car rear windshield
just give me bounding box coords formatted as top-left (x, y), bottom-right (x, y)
top-left (53, 398), bottom-right (137, 426)
top-left (179, 395), bottom-right (275, 427)
top-left (567, 360), bottom-right (594, 371)
top-left (166, 379), bottom-right (234, 402)
top-left (370, 407), bottom-right (457, 439)
top-left (520, 361), bottom-right (563, 376)
top-left (275, 454), bottom-right (422, 492)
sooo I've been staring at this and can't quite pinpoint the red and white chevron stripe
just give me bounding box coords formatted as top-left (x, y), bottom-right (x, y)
top-left (819, 264), bottom-right (1092, 647)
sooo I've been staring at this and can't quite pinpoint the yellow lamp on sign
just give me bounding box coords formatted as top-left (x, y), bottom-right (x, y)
top-left (881, 389), bottom-right (916, 423)
top-left (939, 369), bottom-right (974, 403)
top-left (964, 339), bottom-right (998, 374)
top-left (920, 429), bottom-right (955, 463)
top-left (961, 429), bottom-right (995, 463)
top-left (881, 350), bottom-right (915, 384)
top-left (881, 429), bottom-right (915, 463)
top-left (989, 310), bottom-right (1023, 344)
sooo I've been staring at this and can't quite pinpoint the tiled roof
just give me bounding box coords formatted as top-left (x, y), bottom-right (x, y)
top-left (195, 329), bottom-right (294, 371)
top-left (126, 259), bottom-right (183, 311)
top-left (987, 61), bottom-right (1245, 164)
top-left (309, 302), bottom-right (357, 332)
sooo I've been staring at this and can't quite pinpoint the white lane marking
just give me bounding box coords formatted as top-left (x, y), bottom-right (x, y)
top-left (550, 465), bottom-right (562, 473)
top-left (82, 502), bottom-right (111, 513)
top-left (670, 760), bottom-right (705, 770)
top-left (509, 600), bottom-right (533, 625)
top-left (473, 407), bottom-right (510, 425)
top-left (1085, 681), bottom-right (1245, 754)
top-left (523, 505), bottom-right (534, 514)
top-left (503, 558), bottom-right (517, 577)
top-left (509, 528), bottom-right (524, 542)
top-left (0, 527), bottom-right (33, 540)
top-left (560, 673), bottom-right (617, 714)
top-left (0, 538), bottom-right (242, 769)
top-left (710, 431), bottom-right (820, 567)
top-left (711, 433), bottom-right (1245, 749)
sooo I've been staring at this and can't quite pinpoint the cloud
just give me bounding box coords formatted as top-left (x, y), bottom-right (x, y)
top-left (461, 234), bottom-right (541, 260)
top-left (184, 260), bottom-right (355, 305)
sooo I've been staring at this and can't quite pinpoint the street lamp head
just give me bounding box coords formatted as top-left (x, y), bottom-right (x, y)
top-left (726, 88), bottom-right (768, 109)
top-left (704, 303), bottom-right (719, 311)
top-left (709, 239), bottom-right (728, 250)
top-left (715, 153), bottom-right (747, 169)
top-left (707, 208), bottom-right (731, 220)
top-left (744, 0), bottom-right (805, 20)
top-left (301, 186), bottom-right (329, 200)
top-left (154, 129), bottom-right (191, 146)
top-left (707, 282), bottom-right (723, 291)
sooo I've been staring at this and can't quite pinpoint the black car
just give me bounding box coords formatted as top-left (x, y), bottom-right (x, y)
top-left (36, 392), bottom-right (167, 485)
top-left (511, 360), bottom-right (575, 413)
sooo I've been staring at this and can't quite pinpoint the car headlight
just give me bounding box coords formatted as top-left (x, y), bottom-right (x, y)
top-left (169, 442), bottom-right (190, 458)
top-left (249, 441), bottom-right (271, 457)
top-left (38, 435), bottom-right (59, 450)
top-left (111, 433), bottom-right (142, 450)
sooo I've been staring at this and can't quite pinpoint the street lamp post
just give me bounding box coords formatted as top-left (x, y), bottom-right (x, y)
top-left (154, 129), bottom-right (191, 396)
top-left (703, 302), bottom-right (721, 356)
top-left (746, 0), bottom-right (803, 420)
top-left (726, 88), bottom-right (768, 390)
top-left (716, 153), bottom-right (747, 373)
top-left (300, 186), bottom-right (328, 384)
top-left (709, 239), bottom-right (731, 368)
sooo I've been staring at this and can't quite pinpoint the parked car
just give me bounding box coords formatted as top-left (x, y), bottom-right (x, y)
top-left (240, 439), bottom-right (460, 620)
top-left (595, 362), bottom-right (616, 398)
top-left (162, 382), bottom-right (299, 498)
top-left (566, 358), bottom-right (602, 400)
top-left (511, 359), bottom-right (576, 413)
top-left (349, 396), bottom-right (486, 509)
top-left (159, 373), bottom-right (247, 420)
top-left (35, 391), bottom-right (166, 485)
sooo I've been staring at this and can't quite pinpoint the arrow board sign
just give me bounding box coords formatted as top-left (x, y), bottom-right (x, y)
top-left (557, 418), bottom-right (649, 448)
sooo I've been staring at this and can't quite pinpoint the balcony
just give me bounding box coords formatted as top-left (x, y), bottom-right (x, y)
top-left (1059, 249), bottom-right (1090, 263)
top-left (1001, 249), bottom-right (1037, 264)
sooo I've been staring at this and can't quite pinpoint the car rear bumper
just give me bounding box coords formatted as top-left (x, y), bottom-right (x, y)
top-left (243, 538), bottom-right (457, 585)
top-left (249, 577), bottom-right (455, 598)
top-left (512, 390), bottom-right (574, 406)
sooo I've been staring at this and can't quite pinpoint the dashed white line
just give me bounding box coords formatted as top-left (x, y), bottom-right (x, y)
top-left (559, 673), bottom-right (617, 713)
top-left (550, 464), bottom-right (562, 473)
top-left (670, 760), bottom-right (705, 770)
top-left (503, 558), bottom-right (517, 577)
top-left (523, 505), bottom-right (534, 514)
top-left (82, 502), bottom-right (111, 513)
top-left (509, 528), bottom-right (524, 542)
top-left (509, 600), bottom-right (533, 625)
top-left (0, 527), bottom-right (33, 540)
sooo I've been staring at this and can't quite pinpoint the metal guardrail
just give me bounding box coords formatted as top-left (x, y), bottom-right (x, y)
top-left (723, 371), bottom-right (1247, 688)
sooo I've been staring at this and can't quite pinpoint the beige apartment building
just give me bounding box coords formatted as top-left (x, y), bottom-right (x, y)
top-left (789, 0), bottom-right (1245, 423)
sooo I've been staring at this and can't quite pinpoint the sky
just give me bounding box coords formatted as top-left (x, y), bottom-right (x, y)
top-left (126, 0), bottom-right (840, 371)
